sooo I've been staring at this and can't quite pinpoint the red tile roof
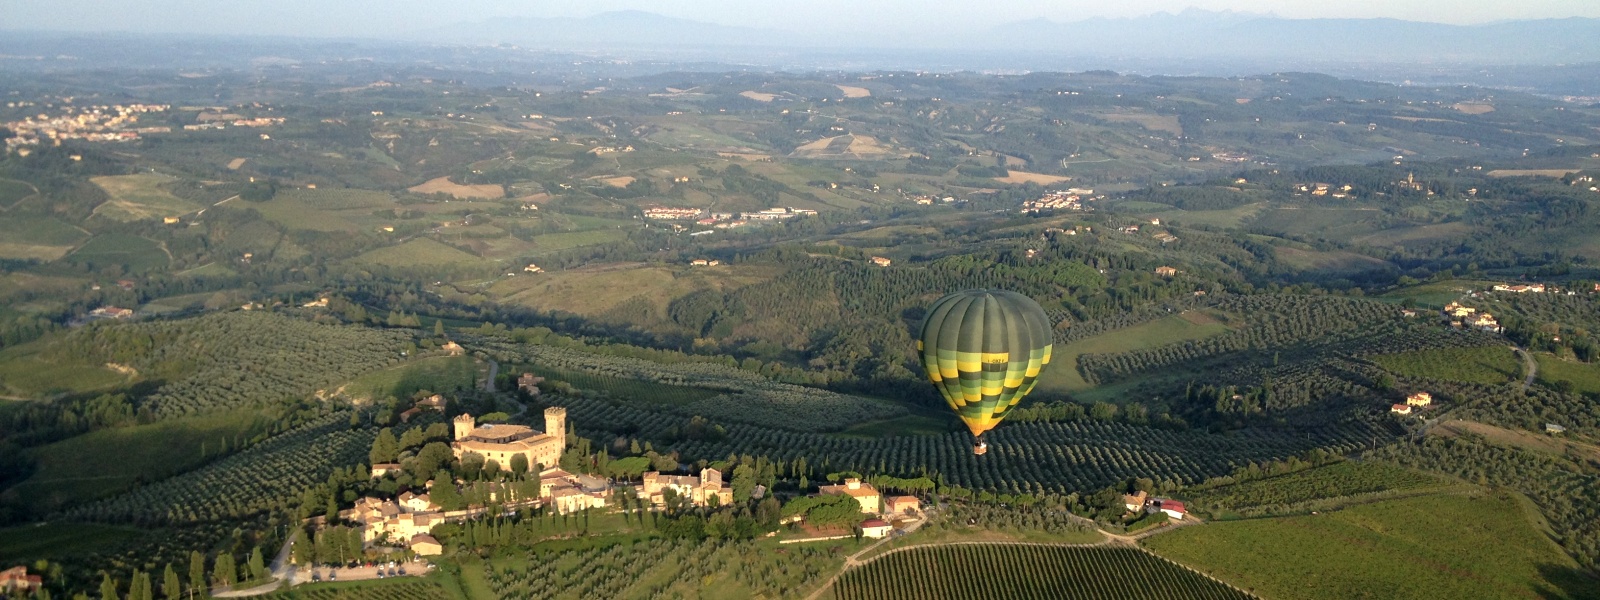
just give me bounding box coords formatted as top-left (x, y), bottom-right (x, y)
top-left (860, 518), bottom-right (890, 528)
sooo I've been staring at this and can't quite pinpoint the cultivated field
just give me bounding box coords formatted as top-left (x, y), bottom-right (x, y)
top-left (1035, 312), bottom-right (1233, 394)
top-left (349, 238), bottom-right (489, 268)
top-left (1095, 111), bottom-right (1184, 136)
top-left (0, 216), bottom-right (89, 261)
top-left (342, 355), bottom-right (478, 401)
top-left (834, 84), bottom-right (871, 98)
top-left (66, 233), bottom-right (168, 272)
top-left (1370, 346), bottom-right (1520, 384)
top-left (791, 135), bottom-right (904, 160)
top-left (0, 178), bottom-right (38, 208)
top-left (993, 170), bottom-right (1072, 185)
top-left (831, 545), bottom-right (1251, 600)
top-left (739, 90), bottom-right (779, 102)
top-left (1534, 353), bottom-right (1600, 395)
top-left (1145, 492), bottom-right (1596, 600)
top-left (407, 176), bottom-right (505, 199)
top-left (90, 174), bottom-right (203, 222)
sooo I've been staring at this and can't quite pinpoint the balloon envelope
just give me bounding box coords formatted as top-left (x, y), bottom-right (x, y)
top-left (917, 289), bottom-right (1053, 438)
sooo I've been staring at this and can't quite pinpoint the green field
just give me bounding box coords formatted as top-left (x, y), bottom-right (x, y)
top-left (1139, 202), bottom-right (1267, 229)
top-left (90, 174), bottom-right (203, 222)
top-left (8, 409), bottom-right (275, 510)
top-left (835, 413), bottom-right (958, 439)
top-left (1379, 279), bottom-right (1495, 309)
top-left (1144, 492), bottom-right (1598, 600)
top-left (1035, 312), bottom-right (1232, 394)
top-left (66, 233), bottom-right (169, 272)
top-left (344, 355), bottom-right (479, 401)
top-left (0, 215), bottom-right (89, 261)
top-left (248, 188), bottom-right (397, 232)
top-left (0, 178), bottom-right (37, 208)
top-left (1535, 354), bottom-right (1600, 396)
top-left (0, 344), bottom-right (130, 398)
top-left (1370, 346), bottom-right (1521, 384)
top-left (350, 238), bottom-right (491, 269)
top-left (524, 229), bottom-right (630, 255)
top-left (1184, 461), bottom-right (1450, 518)
top-left (0, 522), bottom-right (145, 563)
top-left (523, 364), bottom-right (722, 406)
top-left (831, 545), bottom-right (1251, 600)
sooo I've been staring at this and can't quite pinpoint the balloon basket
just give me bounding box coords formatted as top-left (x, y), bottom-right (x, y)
top-left (973, 441), bottom-right (988, 456)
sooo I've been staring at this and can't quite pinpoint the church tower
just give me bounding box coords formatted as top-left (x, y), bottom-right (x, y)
top-left (453, 413), bottom-right (475, 441)
top-left (544, 407), bottom-right (567, 442)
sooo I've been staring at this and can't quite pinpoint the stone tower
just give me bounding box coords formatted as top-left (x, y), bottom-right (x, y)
top-left (453, 413), bottom-right (475, 441)
top-left (544, 407), bottom-right (567, 441)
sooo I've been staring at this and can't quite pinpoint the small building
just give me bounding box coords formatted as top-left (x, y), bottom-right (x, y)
top-left (1151, 499), bottom-right (1186, 520)
top-left (690, 259), bottom-right (710, 266)
top-left (1406, 392), bottom-right (1432, 407)
top-left (442, 341), bottom-right (464, 356)
top-left (410, 534), bottom-right (442, 556)
top-left (416, 394), bottom-right (447, 412)
top-left (371, 463), bottom-right (402, 478)
top-left (90, 306), bottom-right (135, 319)
top-left (818, 478), bottom-right (881, 514)
top-left (1123, 490), bottom-right (1149, 512)
top-left (883, 495), bottom-right (921, 516)
top-left (860, 518), bottom-right (892, 539)
top-left (1401, 309), bottom-right (1418, 318)
top-left (1545, 423), bottom-right (1567, 434)
top-left (523, 264), bottom-right (544, 274)
top-left (870, 256), bottom-right (892, 267)
top-left (398, 492), bottom-right (434, 513)
top-left (1391, 404), bottom-right (1412, 415)
top-left (163, 216), bottom-right (181, 224)
top-left (1154, 266), bottom-right (1177, 277)
top-left (518, 373), bottom-right (544, 395)
top-left (0, 566), bottom-right (43, 595)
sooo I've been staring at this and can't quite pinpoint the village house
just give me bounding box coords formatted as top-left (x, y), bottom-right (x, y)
top-left (1154, 266), bottom-right (1178, 277)
top-left (1150, 499), bottom-right (1186, 520)
top-left (640, 468), bottom-right (734, 507)
top-left (1493, 283), bottom-right (1546, 293)
top-left (883, 495), bottom-right (921, 516)
top-left (543, 472), bottom-right (609, 513)
top-left (302, 297), bottom-right (329, 308)
top-left (871, 256), bottom-right (893, 267)
top-left (0, 566), bottom-right (42, 595)
top-left (860, 518), bottom-right (893, 539)
top-left (523, 264), bottom-right (544, 274)
top-left (818, 478), bottom-right (881, 514)
top-left (410, 534), bottom-right (442, 556)
top-left (371, 463), bottom-right (402, 478)
top-left (90, 306), bottom-right (135, 319)
top-left (1444, 302), bottom-right (1477, 319)
top-left (1391, 404), bottom-right (1413, 415)
top-left (1122, 490), bottom-right (1149, 512)
top-left (1468, 313), bottom-right (1502, 333)
top-left (451, 408), bottom-right (566, 473)
top-left (1545, 423), bottom-right (1567, 434)
top-left (517, 373), bottom-right (544, 395)
top-left (398, 491), bottom-right (436, 513)
top-left (416, 394), bottom-right (447, 412)
top-left (1153, 232), bottom-right (1178, 244)
top-left (1406, 392), bottom-right (1433, 407)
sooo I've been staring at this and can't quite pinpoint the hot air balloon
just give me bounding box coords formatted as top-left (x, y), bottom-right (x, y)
top-left (917, 289), bottom-right (1053, 455)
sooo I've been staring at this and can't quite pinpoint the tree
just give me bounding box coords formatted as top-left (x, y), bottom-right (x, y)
top-left (248, 547), bottom-right (265, 582)
top-left (509, 454), bottom-right (529, 478)
top-left (291, 528), bottom-right (314, 566)
top-left (398, 428), bottom-right (426, 451)
top-left (162, 564), bottom-right (181, 600)
top-left (99, 573), bottom-right (118, 600)
top-left (434, 320), bottom-right (445, 337)
top-left (213, 553), bottom-right (236, 588)
top-left (132, 571), bottom-right (153, 600)
top-left (188, 552), bottom-right (206, 599)
top-left (369, 428), bottom-right (399, 465)
top-left (731, 463), bottom-right (756, 502)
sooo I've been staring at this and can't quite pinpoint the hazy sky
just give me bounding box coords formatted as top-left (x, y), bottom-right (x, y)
top-left (4, 0), bottom-right (1598, 37)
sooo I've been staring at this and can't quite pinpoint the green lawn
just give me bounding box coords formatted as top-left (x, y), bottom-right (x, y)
top-left (344, 355), bottom-right (479, 401)
top-left (1144, 492), bottom-right (1599, 600)
top-left (0, 522), bottom-right (145, 563)
top-left (1034, 312), bottom-right (1232, 394)
top-left (66, 233), bottom-right (169, 273)
top-left (349, 238), bottom-right (492, 269)
top-left (0, 344), bottom-right (130, 398)
top-left (8, 409), bottom-right (275, 511)
top-left (90, 174), bottom-right (203, 222)
top-left (1535, 354), bottom-right (1600, 396)
top-left (1370, 346), bottom-right (1520, 385)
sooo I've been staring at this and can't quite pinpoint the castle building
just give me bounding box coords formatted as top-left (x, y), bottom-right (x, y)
top-left (451, 407), bottom-right (566, 472)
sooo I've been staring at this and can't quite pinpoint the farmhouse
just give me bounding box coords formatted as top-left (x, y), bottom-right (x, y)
top-left (1545, 423), bottom-right (1566, 434)
top-left (1406, 392), bottom-right (1432, 407)
top-left (370, 463), bottom-right (402, 478)
top-left (1493, 283), bottom-right (1546, 293)
top-left (1444, 302), bottom-right (1476, 318)
top-left (517, 373), bottom-right (544, 394)
top-left (442, 341), bottom-right (464, 356)
top-left (871, 256), bottom-right (893, 267)
top-left (884, 495), bottom-right (921, 516)
top-left (523, 264), bottom-right (544, 273)
top-left (640, 468), bottom-right (734, 507)
top-left (1150, 499), bottom-right (1186, 520)
top-left (819, 478), bottom-right (881, 514)
top-left (451, 408), bottom-right (566, 473)
top-left (1154, 266), bottom-right (1178, 277)
top-left (1391, 404), bottom-right (1413, 415)
top-left (90, 306), bottom-right (135, 319)
top-left (860, 518), bottom-right (893, 539)
top-left (1123, 490), bottom-right (1149, 512)
top-left (0, 566), bottom-right (42, 594)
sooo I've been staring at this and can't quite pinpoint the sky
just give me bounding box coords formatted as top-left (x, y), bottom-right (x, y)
top-left (3, 0), bottom-right (1598, 38)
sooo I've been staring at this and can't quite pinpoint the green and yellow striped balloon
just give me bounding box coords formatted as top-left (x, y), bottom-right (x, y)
top-left (917, 289), bottom-right (1053, 439)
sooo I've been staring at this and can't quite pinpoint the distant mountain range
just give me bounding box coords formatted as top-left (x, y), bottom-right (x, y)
top-left (411, 10), bottom-right (1600, 65)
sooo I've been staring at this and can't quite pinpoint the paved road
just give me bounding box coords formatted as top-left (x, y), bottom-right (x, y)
top-left (211, 535), bottom-right (296, 597)
top-left (484, 359), bottom-right (499, 392)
